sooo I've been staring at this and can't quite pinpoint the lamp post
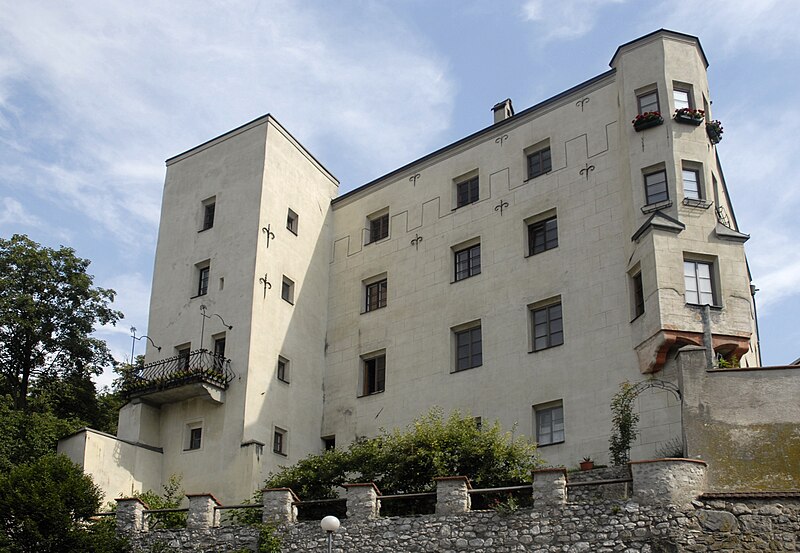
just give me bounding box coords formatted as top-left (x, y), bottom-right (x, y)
top-left (320, 515), bottom-right (340, 553)
top-left (129, 326), bottom-right (161, 366)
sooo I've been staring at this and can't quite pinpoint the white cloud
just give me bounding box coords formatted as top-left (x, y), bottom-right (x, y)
top-left (0, 197), bottom-right (43, 228)
top-left (521, 0), bottom-right (627, 42)
top-left (655, 0), bottom-right (800, 56)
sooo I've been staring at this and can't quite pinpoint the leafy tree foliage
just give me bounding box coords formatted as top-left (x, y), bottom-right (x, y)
top-left (265, 409), bottom-right (540, 499)
top-left (609, 381), bottom-right (640, 466)
top-left (133, 475), bottom-right (187, 529)
top-left (0, 453), bottom-right (128, 553)
top-left (0, 234), bottom-right (122, 410)
top-left (0, 395), bottom-right (82, 473)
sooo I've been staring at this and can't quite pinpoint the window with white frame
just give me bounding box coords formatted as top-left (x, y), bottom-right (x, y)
top-left (684, 260), bottom-right (716, 305)
top-left (682, 168), bottom-right (701, 199)
top-left (534, 401), bottom-right (564, 446)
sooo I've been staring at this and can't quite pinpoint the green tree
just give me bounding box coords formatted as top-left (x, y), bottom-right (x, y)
top-left (609, 381), bottom-right (640, 466)
top-left (0, 453), bottom-right (128, 553)
top-left (0, 234), bottom-right (122, 411)
top-left (265, 409), bottom-right (539, 499)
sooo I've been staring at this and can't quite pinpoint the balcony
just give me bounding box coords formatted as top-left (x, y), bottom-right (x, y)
top-left (123, 349), bottom-right (234, 404)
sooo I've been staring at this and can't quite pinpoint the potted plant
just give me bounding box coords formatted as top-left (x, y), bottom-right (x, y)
top-left (579, 456), bottom-right (594, 471)
top-left (674, 107), bottom-right (704, 126)
top-left (706, 119), bottom-right (723, 144)
top-left (632, 111), bottom-right (663, 131)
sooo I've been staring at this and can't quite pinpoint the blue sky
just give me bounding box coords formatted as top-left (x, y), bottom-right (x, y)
top-left (1, 1), bottom-right (798, 387)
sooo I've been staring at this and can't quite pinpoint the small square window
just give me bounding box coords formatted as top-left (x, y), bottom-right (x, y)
top-left (367, 212), bottom-right (389, 244)
top-left (632, 272), bottom-right (645, 319)
top-left (361, 354), bottom-right (386, 396)
top-left (281, 276), bottom-right (295, 304)
top-left (527, 147), bottom-right (552, 180)
top-left (684, 260), bottom-right (716, 306)
top-left (644, 170), bottom-right (669, 205)
top-left (528, 216), bottom-right (558, 256)
top-left (531, 302), bottom-right (564, 352)
top-left (287, 208), bottom-right (298, 235)
top-left (534, 402), bottom-right (564, 446)
top-left (454, 243), bottom-right (481, 281)
top-left (682, 169), bottom-right (701, 200)
top-left (454, 325), bottom-right (482, 372)
top-left (322, 436), bottom-right (336, 451)
top-left (673, 88), bottom-right (691, 111)
top-left (197, 265), bottom-right (210, 296)
top-left (637, 90), bottom-right (659, 114)
top-left (273, 428), bottom-right (287, 455)
top-left (277, 356), bottom-right (290, 383)
top-left (455, 176), bottom-right (479, 208)
top-left (365, 278), bottom-right (387, 312)
top-left (202, 202), bottom-right (216, 231)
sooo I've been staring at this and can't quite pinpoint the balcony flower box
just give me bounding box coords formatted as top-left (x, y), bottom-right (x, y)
top-left (674, 108), bottom-right (704, 126)
top-left (632, 111), bottom-right (663, 132)
top-left (706, 120), bottom-right (723, 144)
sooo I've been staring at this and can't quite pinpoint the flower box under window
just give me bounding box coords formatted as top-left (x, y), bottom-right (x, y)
top-left (633, 112), bottom-right (664, 132)
top-left (674, 108), bottom-right (704, 126)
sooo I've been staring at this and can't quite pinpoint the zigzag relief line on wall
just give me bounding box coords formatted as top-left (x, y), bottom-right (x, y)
top-left (330, 120), bottom-right (617, 261)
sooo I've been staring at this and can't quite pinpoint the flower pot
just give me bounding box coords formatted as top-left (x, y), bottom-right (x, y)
top-left (579, 460), bottom-right (594, 471)
top-left (633, 117), bottom-right (663, 132)
top-left (674, 113), bottom-right (703, 126)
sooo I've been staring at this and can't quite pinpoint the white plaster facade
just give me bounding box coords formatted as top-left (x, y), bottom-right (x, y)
top-left (60, 30), bottom-right (760, 504)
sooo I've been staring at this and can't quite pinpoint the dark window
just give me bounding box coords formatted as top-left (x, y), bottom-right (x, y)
top-left (684, 261), bottom-right (715, 305)
top-left (528, 216), bottom-right (558, 255)
top-left (682, 169), bottom-right (700, 199)
top-left (456, 176), bottom-right (479, 208)
top-left (527, 147), bottom-right (552, 179)
top-left (454, 244), bottom-right (481, 281)
top-left (474, 417), bottom-right (482, 430)
top-left (287, 208), bottom-right (298, 235)
top-left (633, 272), bottom-right (645, 318)
top-left (281, 277), bottom-right (294, 304)
top-left (277, 356), bottom-right (289, 383)
top-left (536, 404), bottom-right (564, 445)
top-left (365, 279), bottom-right (387, 312)
top-left (531, 302), bottom-right (564, 351)
top-left (197, 266), bottom-right (210, 296)
top-left (177, 347), bottom-right (191, 370)
top-left (637, 90), bottom-right (659, 114)
top-left (202, 203), bottom-right (215, 231)
top-left (368, 213), bottom-right (389, 244)
top-left (455, 326), bottom-right (482, 371)
top-left (188, 427), bottom-right (202, 450)
top-left (362, 354), bottom-right (386, 396)
top-left (322, 436), bottom-right (336, 451)
top-left (644, 170), bottom-right (669, 205)
top-left (213, 337), bottom-right (226, 370)
top-left (273, 429), bottom-right (286, 455)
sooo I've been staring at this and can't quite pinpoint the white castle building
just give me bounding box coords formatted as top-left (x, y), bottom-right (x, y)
top-left (60, 30), bottom-right (760, 504)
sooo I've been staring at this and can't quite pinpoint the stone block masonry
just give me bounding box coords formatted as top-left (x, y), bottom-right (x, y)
top-left (121, 460), bottom-right (800, 552)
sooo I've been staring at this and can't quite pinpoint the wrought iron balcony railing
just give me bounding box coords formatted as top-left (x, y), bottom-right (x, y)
top-left (123, 349), bottom-right (234, 399)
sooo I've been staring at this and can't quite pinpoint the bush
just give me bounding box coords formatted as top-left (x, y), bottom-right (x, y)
top-left (265, 408), bottom-right (539, 499)
top-left (0, 453), bottom-right (128, 553)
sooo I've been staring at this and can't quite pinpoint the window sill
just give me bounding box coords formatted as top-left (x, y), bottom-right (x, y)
top-left (524, 248), bottom-right (557, 259)
top-left (277, 377), bottom-right (290, 385)
top-left (281, 298), bottom-right (294, 306)
top-left (357, 390), bottom-right (385, 399)
top-left (190, 293), bottom-right (208, 300)
top-left (686, 303), bottom-right (722, 310)
top-left (641, 200), bottom-right (673, 214)
top-left (536, 440), bottom-right (565, 448)
top-left (198, 227), bottom-right (213, 233)
top-left (287, 227), bottom-right (298, 236)
top-left (451, 201), bottom-right (478, 212)
top-left (630, 312), bottom-right (644, 324)
top-left (523, 171), bottom-right (551, 183)
top-left (183, 448), bottom-right (202, 452)
top-left (273, 450), bottom-right (287, 457)
top-left (528, 343), bottom-right (564, 354)
top-left (365, 236), bottom-right (389, 246)
top-left (451, 272), bottom-right (481, 284)
top-left (452, 364), bottom-right (482, 373)
top-left (361, 305), bottom-right (387, 315)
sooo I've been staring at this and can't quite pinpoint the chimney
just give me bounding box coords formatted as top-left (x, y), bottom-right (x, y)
top-left (492, 99), bottom-right (514, 124)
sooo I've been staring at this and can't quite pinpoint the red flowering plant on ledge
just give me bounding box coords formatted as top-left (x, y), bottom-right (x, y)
top-left (632, 111), bottom-right (664, 131)
top-left (706, 119), bottom-right (723, 144)
top-left (674, 107), bottom-right (705, 125)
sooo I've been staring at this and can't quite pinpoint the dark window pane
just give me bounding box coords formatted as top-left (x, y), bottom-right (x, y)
top-left (527, 147), bottom-right (552, 179)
